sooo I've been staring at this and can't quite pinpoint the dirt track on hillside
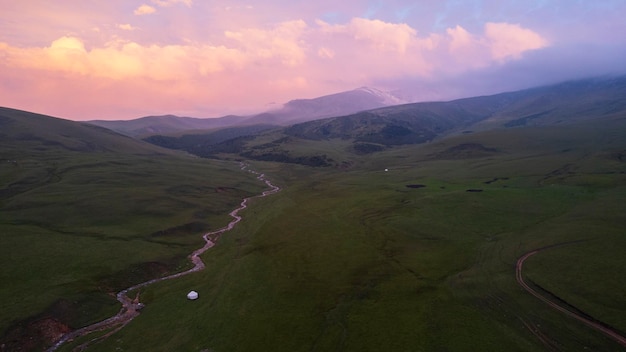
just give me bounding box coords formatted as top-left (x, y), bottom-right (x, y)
top-left (516, 244), bottom-right (626, 348)
top-left (46, 164), bottom-right (280, 352)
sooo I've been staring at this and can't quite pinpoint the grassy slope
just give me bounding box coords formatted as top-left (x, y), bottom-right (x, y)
top-left (82, 116), bottom-right (626, 351)
top-left (0, 108), bottom-right (267, 349)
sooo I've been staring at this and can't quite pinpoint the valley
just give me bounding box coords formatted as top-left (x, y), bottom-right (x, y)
top-left (1, 76), bottom-right (626, 351)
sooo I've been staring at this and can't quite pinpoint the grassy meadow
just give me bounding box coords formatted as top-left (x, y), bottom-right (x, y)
top-left (0, 113), bottom-right (268, 350)
top-left (63, 117), bottom-right (626, 351)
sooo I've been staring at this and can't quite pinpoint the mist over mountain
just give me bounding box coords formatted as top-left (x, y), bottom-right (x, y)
top-left (86, 87), bottom-right (406, 137)
top-left (269, 87), bottom-right (407, 123)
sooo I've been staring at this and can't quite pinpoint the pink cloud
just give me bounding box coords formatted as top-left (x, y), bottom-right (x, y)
top-left (117, 24), bottom-right (136, 31)
top-left (134, 0), bottom-right (192, 17)
top-left (484, 22), bottom-right (549, 61)
top-left (447, 25), bottom-right (475, 53)
top-left (0, 13), bottom-right (551, 120)
top-left (151, 0), bottom-right (192, 7)
top-left (318, 18), bottom-right (418, 53)
top-left (224, 20), bottom-right (308, 67)
top-left (317, 47), bottom-right (335, 59)
top-left (2, 36), bottom-right (249, 81)
top-left (134, 4), bottom-right (156, 16)
top-left (442, 22), bottom-right (549, 71)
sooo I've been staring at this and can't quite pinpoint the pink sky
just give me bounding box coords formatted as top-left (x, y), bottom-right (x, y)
top-left (1, 0), bottom-right (625, 120)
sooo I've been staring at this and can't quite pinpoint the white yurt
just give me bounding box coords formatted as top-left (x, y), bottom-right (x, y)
top-left (187, 290), bottom-right (199, 300)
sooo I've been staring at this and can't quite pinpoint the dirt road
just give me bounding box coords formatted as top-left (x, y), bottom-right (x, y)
top-left (516, 245), bottom-right (626, 348)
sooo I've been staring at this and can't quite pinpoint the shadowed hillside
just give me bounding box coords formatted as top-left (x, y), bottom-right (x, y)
top-left (0, 107), bottom-right (166, 154)
top-left (143, 75), bottom-right (626, 167)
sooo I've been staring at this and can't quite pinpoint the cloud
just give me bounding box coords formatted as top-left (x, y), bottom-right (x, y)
top-left (309, 18), bottom-right (547, 81)
top-left (1, 36), bottom-right (246, 80)
top-left (224, 5), bottom-right (253, 11)
top-left (484, 22), bottom-right (549, 61)
top-left (442, 22), bottom-right (548, 71)
top-left (447, 25), bottom-right (475, 53)
top-left (117, 24), bottom-right (136, 31)
top-left (309, 18), bottom-right (439, 81)
top-left (135, 0), bottom-right (191, 15)
top-left (317, 18), bottom-right (419, 53)
top-left (0, 16), bottom-right (553, 120)
top-left (225, 20), bottom-right (308, 66)
top-left (317, 47), bottom-right (335, 59)
top-left (134, 4), bottom-right (156, 15)
top-left (152, 0), bottom-right (193, 7)
top-left (444, 25), bottom-right (486, 70)
top-left (1, 19), bottom-right (547, 83)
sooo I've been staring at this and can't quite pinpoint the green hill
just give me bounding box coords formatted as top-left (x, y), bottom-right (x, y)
top-left (0, 107), bottom-right (167, 154)
top-left (0, 108), bottom-right (267, 350)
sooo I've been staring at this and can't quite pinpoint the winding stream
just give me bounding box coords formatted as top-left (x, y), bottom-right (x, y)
top-left (47, 163), bottom-right (280, 351)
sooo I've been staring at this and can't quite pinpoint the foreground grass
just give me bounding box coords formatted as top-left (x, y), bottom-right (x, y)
top-left (79, 120), bottom-right (626, 351)
top-left (0, 147), bottom-right (266, 349)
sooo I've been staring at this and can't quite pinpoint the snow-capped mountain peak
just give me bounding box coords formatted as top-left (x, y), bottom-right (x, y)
top-left (355, 87), bottom-right (408, 105)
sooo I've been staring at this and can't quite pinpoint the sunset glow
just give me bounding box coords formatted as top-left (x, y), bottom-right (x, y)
top-left (1, 0), bottom-right (625, 120)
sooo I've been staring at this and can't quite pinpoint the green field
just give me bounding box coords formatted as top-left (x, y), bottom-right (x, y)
top-left (52, 118), bottom-right (626, 351)
top-left (0, 109), bottom-right (268, 350)
top-left (2, 106), bottom-right (626, 351)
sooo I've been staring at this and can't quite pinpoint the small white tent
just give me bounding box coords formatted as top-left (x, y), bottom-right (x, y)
top-left (187, 290), bottom-right (199, 300)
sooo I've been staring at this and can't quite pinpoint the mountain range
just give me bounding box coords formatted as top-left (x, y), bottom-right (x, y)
top-left (2, 74), bottom-right (625, 167)
top-left (87, 87), bottom-right (407, 137)
top-left (140, 75), bottom-right (626, 165)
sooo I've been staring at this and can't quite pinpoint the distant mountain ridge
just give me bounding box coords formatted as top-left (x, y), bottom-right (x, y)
top-left (4, 74), bottom-right (625, 168)
top-left (87, 87), bottom-right (406, 137)
top-left (88, 114), bottom-right (248, 137)
top-left (141, 74), bottom-right (626, 165)
top-left (275, 86), bottom-right (407, 122)
top-left (283, 75), bottom-right (626, 144)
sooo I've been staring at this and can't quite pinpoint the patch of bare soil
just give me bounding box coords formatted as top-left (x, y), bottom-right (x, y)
top-left (1, 317), bottom-right (71, 352)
